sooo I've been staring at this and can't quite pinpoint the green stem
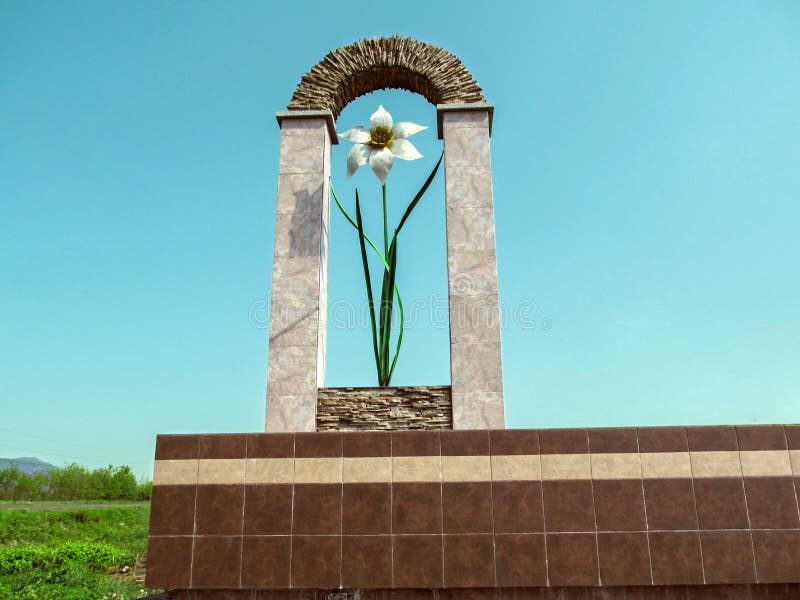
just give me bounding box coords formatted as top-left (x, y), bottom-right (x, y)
top-left (354, 191), bottom-right (380, 378)
top-left (382, 183), bottom-right (388, 258)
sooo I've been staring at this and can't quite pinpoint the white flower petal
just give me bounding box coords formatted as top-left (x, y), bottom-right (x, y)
top-left (390, 138), bottom-right (423, 161)
top-left (339, 126), bottom-right (370, 144)
top-left (346, 143), bottom-right (371, 178)
top-left (392, 121), bottom-right (427, 139)
top-left (369, 105), bottom-right (393, 131)
top-left (369, 147), bottom-right (394, 183)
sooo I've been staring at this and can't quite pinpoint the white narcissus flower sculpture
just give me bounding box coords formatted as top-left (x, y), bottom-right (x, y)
top-left (339, 105), bottom-right (426, 183)
top-left (332, 104), bottom-right (442, 387)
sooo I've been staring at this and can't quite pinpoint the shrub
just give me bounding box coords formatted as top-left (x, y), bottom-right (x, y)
top-left (136, 480), bottom-right (152, 501)
top-left (0, 464), bottom-right (151, 501)
top-left (0, 541), bottom-right (125, 574)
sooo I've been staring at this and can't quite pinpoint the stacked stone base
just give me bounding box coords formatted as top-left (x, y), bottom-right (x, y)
top-left (316, 386), bottom-right (452, 430)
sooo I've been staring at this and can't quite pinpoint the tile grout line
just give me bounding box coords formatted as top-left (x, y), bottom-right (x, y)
top-left (288, 434), bottom-right (296, 589)
top-left (438, 433), bottom-right (445, 589)
top-left (338, 435), bottom-right (343, 590)
top-left (686, 427), bottom-right (707, 585)
top-left (635, 431), bottom-right (655, 585)
top-left (784, 427), bottom-right (800, 533)
top-left (737, 431), bottom-right (760, 583)
top-left (238, 437), bottom-right (247, 590)
top-left (486, 430), bottom-right (498, 588)
top-left (389, 433), bottom-right (394, 589)
top-left (189, 438), bottom-right (200, 590)
top-left (586, 430), bottom-right (602, 586)
top-left (537, 436), bottom-right (549, 587)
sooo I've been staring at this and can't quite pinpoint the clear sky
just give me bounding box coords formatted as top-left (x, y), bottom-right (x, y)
top-left (1, 1), bottom-right (798, 477)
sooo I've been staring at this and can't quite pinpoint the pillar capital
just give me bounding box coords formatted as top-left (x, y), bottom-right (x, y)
top-left (436, 102), bottom-right (494, 139)
top-left (276, 110), bottom-right (338, 144)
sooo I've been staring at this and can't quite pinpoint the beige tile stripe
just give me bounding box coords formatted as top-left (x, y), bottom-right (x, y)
top-left (152, 451), bottom-right (799, 485)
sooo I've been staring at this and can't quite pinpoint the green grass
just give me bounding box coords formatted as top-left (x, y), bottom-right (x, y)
top-left (0, 502), bottom-right (158, 600)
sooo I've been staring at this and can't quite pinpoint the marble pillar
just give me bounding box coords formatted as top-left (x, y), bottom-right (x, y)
top-left (265, 111), bottom-right (335, 432)
top-left (438, 103), bottom-right (505, 429)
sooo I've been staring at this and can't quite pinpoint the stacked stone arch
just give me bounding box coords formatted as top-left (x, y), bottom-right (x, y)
top-left (287, 36), bottom-right (486, 118)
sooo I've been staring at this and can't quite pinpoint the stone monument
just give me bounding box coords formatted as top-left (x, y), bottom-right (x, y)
top-left (144, 37), bottom-right (800, 599)
top-left (265, 36), bottom-right (504, 433)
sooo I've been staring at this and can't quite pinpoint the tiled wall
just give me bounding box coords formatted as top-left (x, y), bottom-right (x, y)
top-left (146, 426), bottom-right (800, 591)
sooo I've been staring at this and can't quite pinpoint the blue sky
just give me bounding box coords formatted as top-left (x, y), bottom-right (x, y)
top-left (1, 1), bottom-right (798, 476)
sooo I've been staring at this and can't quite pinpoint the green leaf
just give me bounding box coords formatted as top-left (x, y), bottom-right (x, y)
top-left (395, 151), bottom-right (444, 236)
top-left (355, 191), bottom-right (381, 380)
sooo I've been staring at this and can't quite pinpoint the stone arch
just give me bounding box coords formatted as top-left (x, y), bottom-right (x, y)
top-left (287, 36), bottom-right (485, 118)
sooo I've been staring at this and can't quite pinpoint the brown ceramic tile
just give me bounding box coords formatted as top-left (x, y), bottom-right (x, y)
top-left (246, 433), bottom-right (294, 458)
top-left (145, 536), bottom-right (192, 588)
top-left (342, 483), bottom-right (391, 534)
top-left (441, 430), bottom-right (490, 455)
top-left (786, 426), bottom-right (800, 450)
top-left (752, 530), bottom-right (800, 583)
top-left (700, 530), bottom-right (756, 584)
top-left (195, 484), bottom-right (244, 535)
top-left (593, 479), bottom-right (647, 531)
top-left (493, 481), bottom-right (544, 533)
top-left (540, 428), bottom-right (588, 454)
top-left (442, 482), bottom-right (493, 533)
top-left (390, 591), bottom-right (439, 600)
top-left (644, 479), bottom-right (698, 530)
top-left (499, 591), bottom-right (552, 600)
top-left (598, 532), bottom-right (651, 585)
top-left (694, 478), bottom-right (749, 530)
top-left (149, 485), bottom-right (196, 535)
top-left (542, 480), bottom-right (595, 532)
top-left (155, 434), bottom-right (200, 460)
top-left (494, 533), bottom-right (547, 587)
top-left (546, 533), bottom-right (599, 586)
top-left (589, 428), bottom-right (638, 453)
top-left (684, 586), bottom-right (750, 600)
top-left (649, 531), bottom-right (703, 585)
top-left (295, 432), bottom-right (342, 457)
top-left (343, 431), bottom-right (391, 457)
top-left (490, 429), bottom-right (540, 455)
top-left (736, 426), bottom-right (788, 451)
top-left (439, 591), bottom-right (497, 600)
top-left (291, 535), bottom-right (341, 588)
top-left (192, 536), bottom-right (242, 588)
top-left (243, 484), bottom-right (292, 534)
top-left (192, 592), bottom-right (251, 600)
top-left (199, 434), bottom-right (246, 459)
top-left (637, 427), bottom-right (688, 453)
top-left (392, 534), bottom-right (443, 588)
top-left (744, 477), bottom-right (800, 529)
top-left (686, 426), bottom-right (738, 451)
top-left (443, 534), bottom-right (496, 587)
top-left (342, 535), bottom-right (392, 588)
top-left (392, 482), bottom-right (442, 534)
top-left (392, 430), bottom-right (440, 456)
top-left (241, 536), bottom-right (290, 588)
top-left (292, 483), bottom-right (341, 534)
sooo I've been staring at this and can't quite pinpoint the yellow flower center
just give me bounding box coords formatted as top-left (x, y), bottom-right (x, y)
top-left (369, 126), bottom-right (394, 148)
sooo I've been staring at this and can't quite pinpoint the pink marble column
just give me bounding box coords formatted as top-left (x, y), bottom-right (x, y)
top-left (265, 111), bottom-right (335, 432)
top-left (438, 103), bottom-right (505, 429)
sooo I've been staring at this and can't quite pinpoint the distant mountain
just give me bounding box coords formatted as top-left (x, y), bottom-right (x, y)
top-left (0, 457), bottom-right (58, 474)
